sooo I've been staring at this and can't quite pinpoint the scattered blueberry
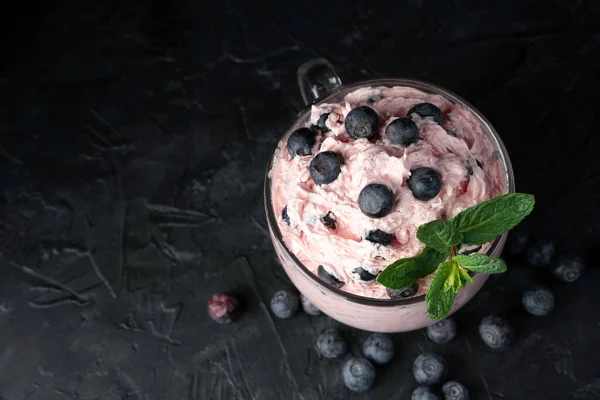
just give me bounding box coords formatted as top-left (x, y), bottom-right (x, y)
top-left (317, 265), bottom-right (345, 288)
top-left (287, 127), bottom-right (317, 157)
top-left (358, 183), bottom-right (394, 218)
top-left (507, 225), bottom-right (529, 255)
top-left (385, 117), bottom-right (420, 147)
top-left (316, 328), bottom-right (347, 358)
top-left (408, 167), bottom-right (443, 201)
top-left (459, 245), bottom-right (482, 255)
top-left (300, 293), bottom-right (321, 316)
top-left (316, 113), bottom-right (331, 132)
top-left (269, 290), bottom-right (299, 319)
top-left (551, 254), bottom-right (585, 283)
top-left (207, 293), bottom-right (239, 324)
top-left (345, 106), bottom-right (380, 140)
top-left (527, 240), bottom-right (555, 267)
top-left (407, 102), bottom-right (444, 124)
top-left (426, 317), bottom-right (457, 344)
top-left (413, 353), bottom-right (447, 385)
top-left (353, 267), bottom-right (378, 281)
top-left (442, 381), bottom-right (469, 400)
top-left (309, 151), bottom-right (343, 185)
top-left (479, 315), bottom-right (514, 350)
top-left (282, 206), bottom-right (290, 226)
top-left (412, 386), bottom-right (441, 400)
top-left (446, 129), bottom-right (460, 138)
top-left (522, 286), bottom-right (555, 316)
top-left (365, 229), bottom-right (394, 246)
top-left (363, 333), bottom-right (395, 364)
top-left (321, 211), bottom-right (337, 230)
top-left (342, 357), bottom-right (376, 392)
top-left (387, 283), bottom-right (419, 299)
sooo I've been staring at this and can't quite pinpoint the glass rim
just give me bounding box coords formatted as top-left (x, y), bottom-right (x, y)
top-left (263, 77), bottom-right (516, 307)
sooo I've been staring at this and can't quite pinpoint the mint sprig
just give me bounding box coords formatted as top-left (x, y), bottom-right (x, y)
top-left (376, 193), bottom-right (535, 320)
top-left (416, 220), bottom-right (462, 253)
top-left (377, 247), bottom-right (448, 290)
top-left (454, 254), bottom-right (507, 274)
top-left (450, 193), bottom-right (535, 245)
top-left (424, 260), bottom-right (460, 320)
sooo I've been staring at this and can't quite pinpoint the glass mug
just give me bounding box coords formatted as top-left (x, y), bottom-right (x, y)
top-left (263, 59), bottom-right (515, 332)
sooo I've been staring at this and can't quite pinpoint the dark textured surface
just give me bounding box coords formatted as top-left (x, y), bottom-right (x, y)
top-left (2, 1), bottom-right (600, 399)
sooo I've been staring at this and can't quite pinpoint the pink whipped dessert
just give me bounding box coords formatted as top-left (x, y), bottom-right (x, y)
top-left (269, 86), bottom-right (507, 299)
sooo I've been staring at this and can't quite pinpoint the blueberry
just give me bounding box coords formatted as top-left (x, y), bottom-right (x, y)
top-left (522, 286), bottom-right (555, 316)
top-left (269, 290), bottom-right (299, 319)
top-left (207, 293), bottom-right (239, 324)
top-left (321, 211), bottom-right (337, 230)
top-left (551, 254), bottom-right (585, 283)
top-left (413, 353), bottom-right (447, 385)
top-left (386, 283), bottom-right (419, 299)
top-left (309, 151), bottom-right (343, 185)
top-left (385, 117), bottom-right (420, 147)
top-left (317, 265), bottom-right (345, 288)
top-left (527, 240), bottom-right (555, 267)
top-left (287, 127), bottom-right (317, 157)
top-left (363, 333), bottom-right (394, 364)
top-left (300, 293), bottom-right (321, 316)
top-left (426, 317), bottom-right (457, 344)
top-left (365, 229), bottom-right (394, 246)
top-left (358, 183), bottom-right (394, 218)
top-left (442, 381), bottom-right (469, 400)
top-left (316, 328), bottom-right (347, 358)
top-left (407, 103), bottom-right (444, 124)
top-left (412, 387), bottom-right (442, 400)
top-left (345, 106), bottom-right (380, 140)
top-left (316, 113), bottom-right (331, 132)
top-left (507, 225), bottom-right (529, 255)
top-left (282, 206), bottom-right (290, 226)
top-left (353, 267), bottom-right (378, 281)
top-left (479, 315), bottom-right (514, 350)
top-left (408, 168), bottom-right (442, 201)
top-left (342, 357), bottom-right (375, 392)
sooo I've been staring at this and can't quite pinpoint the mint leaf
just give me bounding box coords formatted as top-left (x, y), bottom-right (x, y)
top-left (454, 254), bottom-right (507, 274)
top-left (442, 260), bottom-right (462, 292)
top-left (426, 260), bottom-right (460, 320)
top-left (416, 220), bottom-right (463, 253)
top-left (377, 247), bottom-right (448, 290)
top-left (450, 193), bottom-right (535, 245)
top-left (458, 267), bottom-right (473, 284)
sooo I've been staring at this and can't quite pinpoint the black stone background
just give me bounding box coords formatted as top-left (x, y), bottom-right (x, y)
top-left (2, 0), bottom-right (600, 399)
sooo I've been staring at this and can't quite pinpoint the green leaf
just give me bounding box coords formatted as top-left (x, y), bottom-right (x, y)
top-left (454, 254), bottom-right (507, 274)
top-left (450, 193), bottom-right (535, 245)
top-left (442, 260), bottom-right (462, 292)
top-left (425, 260), bottom-right (460, 320)
top-left (416, 220), bottom-right (463, 253)
top-left (426, 260), bottom-right (475, 320)
top-left (377, 247), bottom-right (448, 290)
top-left (458, 267), bottom-right (473, 284)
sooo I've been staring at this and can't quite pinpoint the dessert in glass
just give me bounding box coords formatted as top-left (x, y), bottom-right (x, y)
top-left (264, 59), bottom-right (514, 332)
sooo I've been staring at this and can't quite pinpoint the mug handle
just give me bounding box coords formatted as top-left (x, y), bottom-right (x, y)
top-left (297, 58), bottom-right (342, 105)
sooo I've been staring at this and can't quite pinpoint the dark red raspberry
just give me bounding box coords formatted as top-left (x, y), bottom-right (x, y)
top-left (208, 293), bottom-right (239, 324)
